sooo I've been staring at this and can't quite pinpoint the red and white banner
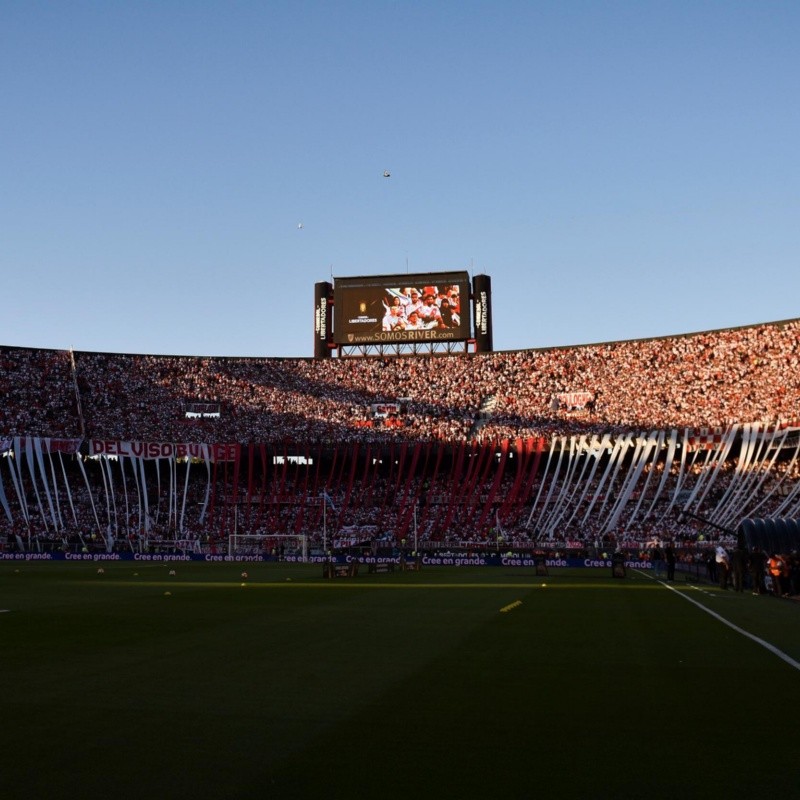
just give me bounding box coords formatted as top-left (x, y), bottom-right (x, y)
top-left (556, 391), bottom-right (594, 410)
top-left (686, 427), bottom-right (724, 450)
top-left (89, 440), bottom-right (239, 462)
top-left (370, 403), bottom-right (401, 418)
top-left (0, 437), bottom-right (82, 455)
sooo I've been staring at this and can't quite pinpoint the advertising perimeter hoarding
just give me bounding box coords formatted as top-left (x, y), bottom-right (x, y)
top-left (333, 271), bottom-right (470, 346)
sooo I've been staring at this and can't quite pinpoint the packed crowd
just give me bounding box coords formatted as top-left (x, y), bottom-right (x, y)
top-left (3, 436), bottom-right (799, 554)
top-left (3, 319), bottom-right (800, 570)
top-left (3, 317), bottom-right (800, 444)
top-left (0, 347), bottom-right (78, 436)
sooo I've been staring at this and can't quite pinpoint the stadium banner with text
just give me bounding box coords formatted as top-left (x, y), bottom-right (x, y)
top-left (472, 273), bottom-right (493, 352)
top-left (314, 280), bottom-right (333, 359)
top-left (333, 270), bottom-right (471, 345)
top-left (0, 552), bottom-right (654, 569)
top-left (370, 403), bottom-right (401, 417)
top-left (0, 437), bottom-right (82, 455)
top-left (89, 440), bottom-right (239, 462)
top-left (556, 391), bottom-right (594, 411)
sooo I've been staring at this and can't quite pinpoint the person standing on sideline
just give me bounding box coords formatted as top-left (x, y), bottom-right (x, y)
top-left (782, 553), bottom-right (794, 596)
top-left (789, 552), bottom-right (799, 596)
top-left (731, 544), bottom-right (747, 592)
top-left (748, 546), bottom-right (766, 595)
top-left (665, 542), bottom-right (676, 582)
top-left (706, 549), bottom-right (717, 584)
top-left (767, 553), bottom-right (785, 597)
top-left (715, 544), bottom-right (730, 590)
top-left (650, 543), bottom-right (663, 579)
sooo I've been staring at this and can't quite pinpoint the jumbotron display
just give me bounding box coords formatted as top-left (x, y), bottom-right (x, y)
top-left (333, 271), bottom-right (470, 345)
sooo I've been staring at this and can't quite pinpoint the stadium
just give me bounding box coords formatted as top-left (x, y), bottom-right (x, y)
top-left (2, 271), bottom-right (800, 799)
top-left (3, 274), bottom-right (800, 559)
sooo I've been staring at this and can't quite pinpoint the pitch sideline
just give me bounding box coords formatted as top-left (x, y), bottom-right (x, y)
top-left (636, 569), bottom-right (800, 672)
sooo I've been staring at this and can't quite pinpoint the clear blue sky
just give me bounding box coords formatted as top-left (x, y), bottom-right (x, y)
top-left (2, 1), bottom-right (798, 358)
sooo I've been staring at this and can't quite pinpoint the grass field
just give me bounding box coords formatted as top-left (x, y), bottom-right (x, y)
top-left (2, 560), bottom-right (799, 799)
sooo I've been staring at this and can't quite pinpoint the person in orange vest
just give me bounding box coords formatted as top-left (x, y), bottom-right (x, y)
top-left (767, 553), bottom-right (785, 597)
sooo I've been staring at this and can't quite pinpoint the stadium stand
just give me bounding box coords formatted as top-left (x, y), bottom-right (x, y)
top-left (2, 319), bottom-right (800, 592)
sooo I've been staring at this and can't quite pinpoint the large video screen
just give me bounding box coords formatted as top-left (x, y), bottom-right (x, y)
top-left (333, 271), bottom-right (471, 345)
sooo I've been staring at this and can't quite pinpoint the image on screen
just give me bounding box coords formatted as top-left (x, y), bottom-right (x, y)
top-left (333, 272), bottom-right (470, 345)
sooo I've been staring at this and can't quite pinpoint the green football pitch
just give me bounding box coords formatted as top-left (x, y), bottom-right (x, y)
top-left (2, 561), bottom-right (798, 799)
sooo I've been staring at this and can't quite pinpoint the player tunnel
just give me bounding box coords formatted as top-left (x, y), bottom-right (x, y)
top-left (738, 517), bottom-right (800, 554)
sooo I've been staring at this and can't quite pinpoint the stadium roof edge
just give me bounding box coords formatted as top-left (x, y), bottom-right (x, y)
top-left (2, 315), bottom-right (799, 361)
